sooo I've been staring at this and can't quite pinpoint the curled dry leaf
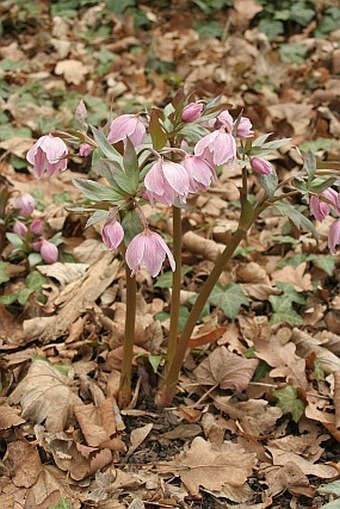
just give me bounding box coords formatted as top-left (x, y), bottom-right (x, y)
top-left (158, 436), bottom-right (256, 497)
top-left (292, 328), bottom-right (340, 374)
top-left (8, 360), bottom-right (82, 432)
top-left (0, 403), bottom-right (25, 429)
top-left (127, 423), bottom-right (153, 457)
top-left (182, 231), bottom-right (224, 262)
top-left (195, 346), bottom-right (258, 391)
top-left (37, 262), bottom-right (89, 288)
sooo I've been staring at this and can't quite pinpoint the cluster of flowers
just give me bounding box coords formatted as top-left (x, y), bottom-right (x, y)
top-left (310, 188), bottom-right (340, 253)
top-left (26, 100), bottom-right (338, 275)
top-left (13, 193), bottom-right (59, 264)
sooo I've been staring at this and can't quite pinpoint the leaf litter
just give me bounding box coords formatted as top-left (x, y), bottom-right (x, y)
top-left (0, 1), bottom-right (340, 508)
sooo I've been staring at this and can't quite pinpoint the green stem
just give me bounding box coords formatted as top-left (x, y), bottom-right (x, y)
top-left (165, 206), bottom-right (182, 369)
top-left (118, 264), bottom-right (137, 408)
top-left (155, 227), bottom-right (246, 407)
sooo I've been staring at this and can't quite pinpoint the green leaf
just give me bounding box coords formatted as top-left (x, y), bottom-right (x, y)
top-left (300, 138), bottom-right (336, 153)
top-left (303, 150), bottom-right (316, 184)
top-left (72, 178), bottom-right (125, 203)
top-left (86, 210), bottom-right (109, 228)
top-left (272, 235), bottom-right (299, 245)
top-left (277, 253), bottom-right (307, 269)
top-left (147, 355), bottom-right (163, 374)
top-left (17, 288), bottom-right (34, 305)
top-left (104, 0), bottom-right (136, 14)
top-left (258, 168), bottom-right (278, 198)
top-left (269, 296), bottom-right (304, 326)
top-left (28, 252), bottom-right (43, 268)
top-left (273, 385), bottom-right (305, 422)
top-left (123, 137), bottom-right (139, 188)
top-left (91, 125), bottom-right (122, 164)
top-left (257, 19), bottom-right (284, 39)
top-left (155, 266), bottom-right (191, 289)
top-left (48, 498), bottom-right (75, 509)
top-left (307, 254), bottom-right (335, 276)
top-left (122, 210), bottom-right (143, 244)
top-left (26, 271), bottom-right (47, 292)
top-left (0, 293), bottom-right (18, 305)
top-left (178, 306), bottom-right (190, 332)
top-left (273, 202), bottom-right (318, 239)
top-left (308, 177), bottom-right (337, 194)
top-left (318, 480), bottom-right (340, 497)
top-left (279, 43), bottom-right (307, 64)
top-left (149, 109), bottom-right (167, 150)
top-left (209, 283), bottom-right (249, 319)
top-left (0, 262), bottom-right (10, 284)
top-left (276, 282), bottom-right (306, 304)
top-left (319, 501), bottom-right (340, 509)
top-left (6, 233), bottom-right (25, 249)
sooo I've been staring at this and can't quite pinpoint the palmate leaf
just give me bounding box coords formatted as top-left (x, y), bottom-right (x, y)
top-left (273, 385), bottom-right (305, 422)
top-left (209, 283), bottom-right (249, 319)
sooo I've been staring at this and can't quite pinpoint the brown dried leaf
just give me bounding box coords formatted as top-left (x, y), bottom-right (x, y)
top-left (271, 263), bottom-right (313, 292)
top-left (333, 371), bottom-right (340, 429)
top-left (158, 436), bottom-right (256, 496)
top-left (55, 59), bottom-right (89, 84)
top-left (254, 337), bottom-right (308, 388)
top-left (8, 360), bottom-right (81, 432)
top-left (3, 441), bottom-right (42, 488)
top-left (292, 328), bottom-right (340, 374)
top-left (195, 346), bottom-right (258, 391)
top-left (0, 403), bottom-right (25, 429)
top-left (74, 404), bottom-right (110, 447)
top-left (128, 423), bottom-right (153, 457)
top-left (266, 446), bottom-right (338, 478)
top-left (37, 262), bottom-right (89, 288)
top-left (265, 462), bottom-right (313, 498)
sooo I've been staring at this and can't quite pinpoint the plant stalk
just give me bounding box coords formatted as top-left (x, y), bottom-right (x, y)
top-left (155, 227), bottom-right (246, 407)
top-left (118, 264), bottom-right (137, 408)
top-left (165, 205), bottom-right (182, 369)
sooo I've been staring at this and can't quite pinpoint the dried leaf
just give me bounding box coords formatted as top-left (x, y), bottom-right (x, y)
top-left (0, 403), bottom-right (25, 429)
top-left (9, 360), bottom-right (81, 432)
top-left (55, 59), bottom-right (89, 85)
top-left (266, 446), bottom-right (338, 478)
top-left (271, 263), bottom-right (313, 292)
top-left (195, 346), bottom-right (258, 391)
top-left (128, 423), bottom-right (153, 457)
top-left (3, 440), bottom-right (42, 488)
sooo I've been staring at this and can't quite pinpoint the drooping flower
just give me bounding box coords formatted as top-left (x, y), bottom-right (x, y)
top-left (26, 134), bottom-right (68, 177)
top-left (107, 114), bottom-right (146, 147)
top-left (15, 193), bottom-right (36, 216)
top-left (309, 188), bottom-right (339, 222)
top-left (13, 220), bottom-right (28, 237)
top-left (328, 220), bottom-right (340, 254)
top-left (29, 219), bottom-right (44, 236)
top-left (79, 143), bottom-right (92, 157)
top-left (181, 155), bottom-right (216, 193)
top-left (237, 117), bottom-right (254, 139)
top-left (217, 111), bottom-right (253, 139)
top-left (40, 240), bottom-right (59, 264)
top-left (250, 157), bottom-right (273, 175)
top-left (181, 102), bottom-right (204, 122)
top-left (126, 230), bottom-right (175, 277)
top-left (144, 158), bottom-right (191, 206)
top-left (194, 130), bottom-right (236, 166)
top-left (101, 219), bottom-right (124, 251)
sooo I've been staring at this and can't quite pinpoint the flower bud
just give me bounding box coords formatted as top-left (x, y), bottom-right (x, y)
top-left (79, 143), bottom-right (92, 157)
top-left (181, 102), bottom-right (203, 123)
top-left (101, 219), bottom-right (124, 251)
top-left (40, 240), bottom-right (58, 264)
top-left (30, 219), bottom-right (44, 235)
top-left (250, 157), bottom-right (273, 175)
top-left (328, 220), bottom-right (340, 254)
top-left (15, 193), bottom-right (36, 216)
top-left (13, 220), bottom-right (28, 237)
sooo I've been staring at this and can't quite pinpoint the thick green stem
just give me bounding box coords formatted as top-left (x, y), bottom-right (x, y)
top-left (166, 206), bottom-right (182, 368)
top-left (118, 265), bottom-right (137, 408)
top-left (155, 227), bottom-right (246, 407)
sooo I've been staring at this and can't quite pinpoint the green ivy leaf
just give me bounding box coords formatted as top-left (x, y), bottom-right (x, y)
top-left (48, 498), bottom-right (75, 509)
top-left (273, 385), bottom-right (305, 422)
top-left (279, 43), bottom-right (307, 64)
top-left (318, 480), bottom-right (340, 497)
top-left (155, 266), bottom-right (191, 288)
top-left (26, 271), bottom-right (47, 292)
top-left (209, 283), bottom-right (249, 319)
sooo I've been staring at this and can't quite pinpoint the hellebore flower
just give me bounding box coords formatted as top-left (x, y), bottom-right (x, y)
top-left (26, 134), bottom-right (68, 177)
top-left (13, 220), bottom-right (28, 237)
top-left (144, 158), bottom-right (191, 206)
top-left (181, 155), bottom-right (216, 193)
top-left (107, 114), bottom-right (146, 147)
top-left (126, 230), bottom-right (175, 277)
top-left (79, 143), bottom-right (92, 157)
top-left (15, 193), bottom-right (36, 216)
top-left (250, 157), bottom-right (273, 175)
top-left (194, 130), bottom-right (236, 166)
top-left (181, 102), bottom-right (204, 122)
top-left (237, 117), bottom-right (254, 138)
top-left (30, 219), bottom-right (44, 236)
top-left (328, 220), bottom-right (340, 254)
top-left (40, 240), bottom-right (58, 264)
top-left (101, 219), bottom-right (124, 251)
top-left (310, 188), bottom-right (339, 222)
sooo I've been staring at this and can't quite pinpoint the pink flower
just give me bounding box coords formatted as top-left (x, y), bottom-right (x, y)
top-left (328, 220), bottom-right (340, 254)
top-left (79, 143), bottom-right (92, 157)
top-left (217, 111), bottom-right (234, 132)
top-left (13, 220), bottom-right (28, 237)
top-left (40, 240), bottom-right (59, 264)
top-left (144, 158), bottom-right (191, 206)
top-left (181, 155), bottom-right (216, 192)
top-left (310, 188), bottom-right (339, 222)
top-left (26, 134), bottom-right (68, 177)
top-left (181, 102), bottom-right (204, 122)
top-left (15, 193), bottom-right (35, 216)
top-left (101, 219), bottom-right (124, 251)
top-left (237, 117), bottom-right (254, 139)
top-left (126, 230), bottom-right (175, 277)
top-left (107, 114), bottom-right (146, 147)
top-left (250, 157), bottom-right (273, 175)
top-left (30, 219), bottom-right (44, 235)
top-left (194, 130), bottom-right (236, 166)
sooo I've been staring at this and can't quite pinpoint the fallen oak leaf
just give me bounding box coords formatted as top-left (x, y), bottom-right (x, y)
top-left (8, 360), bottom-right (82, 432)
top-left (158, 436), bottom-right (256, 497)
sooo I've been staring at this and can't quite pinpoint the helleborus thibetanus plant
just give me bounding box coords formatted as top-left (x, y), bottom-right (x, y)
top-left (26, 90), bottom-right (340, 408)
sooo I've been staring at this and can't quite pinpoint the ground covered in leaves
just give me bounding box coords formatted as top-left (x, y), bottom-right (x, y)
top-left (0, 1), bottom-right (340, 508)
